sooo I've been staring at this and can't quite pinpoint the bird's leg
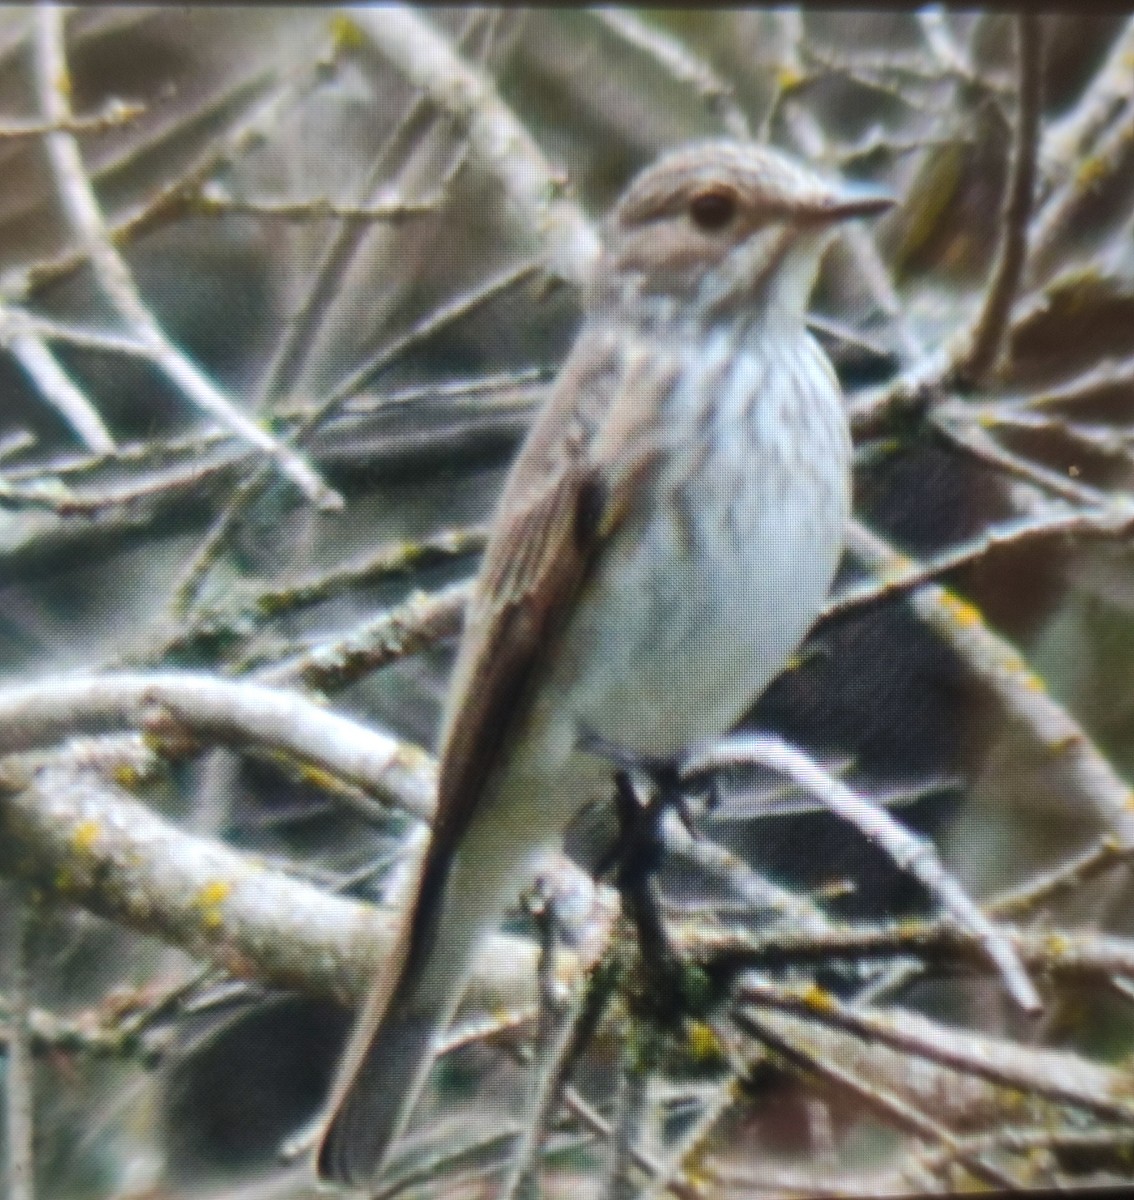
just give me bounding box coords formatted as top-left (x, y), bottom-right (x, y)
top-left (613, 768), bottom-right (687, 1025)
top-left (579, 729), bottom-right (699, 1024)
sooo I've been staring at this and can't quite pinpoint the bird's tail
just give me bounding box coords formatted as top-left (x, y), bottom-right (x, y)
top-left (316, 762), bottom-right (559, 1188)
top-left (316, 845), bottom-right (476, 1188)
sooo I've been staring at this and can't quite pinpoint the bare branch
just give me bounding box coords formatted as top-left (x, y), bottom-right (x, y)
top-left (0, 671), bottom-right (437, 821)
top-left (4, 906), bottom-right (36, 1200)
top-left (681, 733), bottom-right (1041, 1013)
top-left (0, 761), bottom-right (536, 1010)
top-left (255, 579), bottom-right (470, 691)
top-left (955, 13), bottom-right (1043, 382)
top-left (4, 326), bottom-right (114, 453)
top-left (735, 975), bottom-right (1133, 1121)
top-left (348, 6), bottom-right (600, 289)
top-left (31, 7), bottom-right (341, 510)
top-left (591, 11), bottom-right (750, 139)
top-left (847, 519), bottom-right (1134, 847)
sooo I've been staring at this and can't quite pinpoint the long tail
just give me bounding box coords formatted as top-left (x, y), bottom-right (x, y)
top-left (316, 844), bottom-right (472, 1188)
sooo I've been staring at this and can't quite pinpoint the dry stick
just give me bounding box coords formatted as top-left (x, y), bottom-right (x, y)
top-left (192, 192), bottom-right (441, 223)
top-left (1038, 14), bottom-right (1134, 196)
top-left (591, 10), bottom-right (750, 139)
top-left (955, 13), bottom-right (1042, 382)
top-left (30, 8), bottom-right (340, 511)
top-left (0, 309), bottom-right (150, 359)
top-left (349, 5), bottom-right (600, 290)
top-left (681, 733), bottom-right (1041, 1014)
top-left (254, 524), bottom-right (488, 616)
top-left (987, 835), bottom-right (1133, 919)
top-left (895, 1124), bottom-right (1134, 1191)
top-left (255, 578), bottom-right (471, 691)
top-left (697, 911), bottom-right (1134, 989)
top-left (4, 906), bottom-right (35, 1200)
top-left (0, 671), bottom-right (436, 820)
top-left (166, 254), bottom-right (540, 618)
top-left (0, 448), bottom-right (243, 519)
top-left (933, 412), bottom-right (1114, 507)
top-left (734, 975), bottom-right (1134, 1121)
top-left (972, 408), bottom-right (1134, 463)
top-left (732, 1007), bottom-right (1019, 1192)
top-left (0, 98), bottom-right (144, 140)
top-left (727, 1003), bottom-right (1073, 1144)
top-left (661, 809), bottom-right (830, 934)
top-left (824, 503), bottom-right (1134, 624)
top-left (5, 327), bottom-right (114, 454)
top-left (3, 429), bottom-right (228, 482)
top-left (847, 518), bottom-right (1134, 848)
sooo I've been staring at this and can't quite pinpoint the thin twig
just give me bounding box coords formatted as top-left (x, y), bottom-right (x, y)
top-left (955, 13), bottom-right (1043, 382)
top-left (348, 6), bottom-right (600, 288)
top-left (31, 7), bottom-right (340, 510)
top-left (734, 1006), bottom-right (1019, 1191)
top-left (987, 835), bottom-right (1133, 919)
top-left (846, 520), bottom-right (1134, 848)
top-left (5, 328), bottom-right (114, 453)
top-left (824, 503), bottom-right (1134, 625)
top-left (0, 98), bottom-right (145, 139)
top-left (681, 734), bottom-right (1041, 1014)
top-left (591, 10), bottom-right (750, 138)
top-left (4, 905), bottom-right (36, 1200)
top-left (192, 189), bottom-right (442, 223)
top-left (254, 579), bottom-right (470, 691)
top-left (735, 975), bottom-right (1131, 1122)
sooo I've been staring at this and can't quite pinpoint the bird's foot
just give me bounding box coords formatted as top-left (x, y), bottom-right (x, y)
top-left (578, 729), bottom-right (709, 1023)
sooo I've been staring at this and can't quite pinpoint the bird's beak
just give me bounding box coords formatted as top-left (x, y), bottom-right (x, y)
top-left (806, 179), bottom-right (896, 223)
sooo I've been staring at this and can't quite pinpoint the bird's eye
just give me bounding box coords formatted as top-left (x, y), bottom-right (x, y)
top-left (688, 187), bottom-right (739, 231)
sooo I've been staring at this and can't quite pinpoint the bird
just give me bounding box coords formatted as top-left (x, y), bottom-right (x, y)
top-left (316, 138), bottom-right (892, 1188)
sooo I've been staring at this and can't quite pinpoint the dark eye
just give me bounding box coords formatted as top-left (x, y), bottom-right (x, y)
top-left (688, 187), bottom-right (739, 231)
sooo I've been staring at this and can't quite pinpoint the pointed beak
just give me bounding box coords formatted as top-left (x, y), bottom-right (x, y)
top-left (807, 178), bottom-right (896, 223)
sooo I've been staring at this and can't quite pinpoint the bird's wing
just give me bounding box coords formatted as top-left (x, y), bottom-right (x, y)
top-left (432, 321), bottom-right (677, 852)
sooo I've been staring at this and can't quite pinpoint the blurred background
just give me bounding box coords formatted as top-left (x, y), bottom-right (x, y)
top-left (2, 7), bottom-right (1134, 1197)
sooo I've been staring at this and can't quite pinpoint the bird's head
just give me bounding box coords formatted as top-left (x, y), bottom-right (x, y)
top-left (598, 139), bottom-right (893, 317)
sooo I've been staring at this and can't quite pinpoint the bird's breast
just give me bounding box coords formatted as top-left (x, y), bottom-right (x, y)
top-left (546, 321), bottom-right (851, 758)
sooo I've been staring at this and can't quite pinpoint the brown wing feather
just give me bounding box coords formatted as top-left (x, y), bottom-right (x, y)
top-left (430, 320), bottom-right (669, 853)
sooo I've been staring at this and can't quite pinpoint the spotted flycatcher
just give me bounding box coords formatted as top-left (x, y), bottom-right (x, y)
top-left (316, 139), bottom-right (892, 1187)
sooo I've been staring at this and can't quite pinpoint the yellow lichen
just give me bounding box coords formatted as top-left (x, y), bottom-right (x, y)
top-left (685, 1020), bottom-right (722, 1063)
top-left (72, 820), bottom-right (100, 853)
top-left (328, 14), bottom-right (365, 52)
top-left (800, 982), bottom-right (836, 1013)
top-left (939, 591), bottom-right (982, 628)
top-left (195, 880), bottom-right (232, 929)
